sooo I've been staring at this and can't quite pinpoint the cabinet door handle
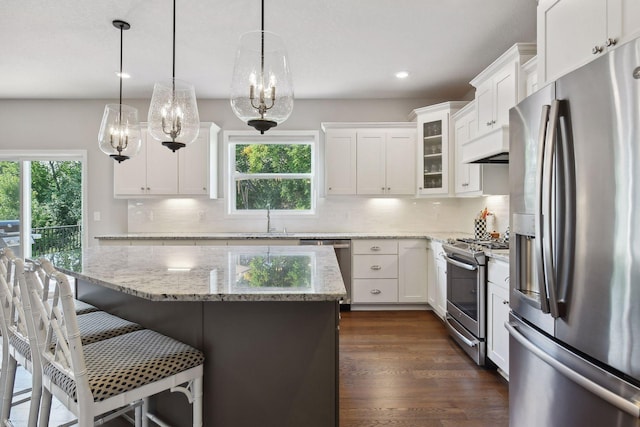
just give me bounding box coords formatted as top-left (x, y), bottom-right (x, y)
top-left (370, 265), bottom-right (382, 270)
top-left (505, 276), bottom-right (510, 284)
top-left (370, 246), bottom-right (381, 251)
top-left (486, 121), bottom-right (492, 127)
top-left (370, 289), bottom-right (381, 295)
top-left (387, 187), bottom-right (391, 191)
top-left (592, 45), bottom-right (604, 54)
top-left (605, 37), bottom-right (617, 47)
top-left (503, 300), bottom-right (509, 305)
top-left (140, 187), bottom-right (145, 191)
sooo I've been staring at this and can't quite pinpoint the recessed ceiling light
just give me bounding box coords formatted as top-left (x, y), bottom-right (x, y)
top-left (395, 71), bottom-right (409, 79)
top-left (116, 71), bottom-right (131, 79)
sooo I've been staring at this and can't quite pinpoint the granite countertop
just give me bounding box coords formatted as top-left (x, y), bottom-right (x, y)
top-left (95, 231), bottom-right (473, 241)
top-left (55, 245), bottom-right (346, 302)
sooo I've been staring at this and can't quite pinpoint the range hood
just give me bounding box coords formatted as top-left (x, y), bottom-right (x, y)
top-left (461, 125), bottom-right (509, 164)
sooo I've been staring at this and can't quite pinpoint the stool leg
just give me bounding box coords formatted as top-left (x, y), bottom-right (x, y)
top-left (27, 363), bottom-right (42, 427)
top-left (192, 377), bottom-right (203, 427)
top-left (141, 397), bottom-right (149, 427)
top-left (39, 388), bottom-right (52, 427)
top-left (1, 357), bottom-right (17, 423)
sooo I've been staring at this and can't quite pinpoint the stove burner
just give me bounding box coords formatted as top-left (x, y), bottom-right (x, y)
top-left (457, 238), bottom-right (509, 250)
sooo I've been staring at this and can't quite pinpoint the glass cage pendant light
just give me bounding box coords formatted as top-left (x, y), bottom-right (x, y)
top-left (148, 0), bottom-right (200, 152)
top-left (230, 0), bottom-right (294, 134)
top-left (98, 20), bottom-right (142, 163)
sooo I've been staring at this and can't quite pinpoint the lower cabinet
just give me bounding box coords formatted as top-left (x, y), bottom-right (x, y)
top-left (487, 258), bottom-right (510, 377)
top-left (428, 240), bottom-right (447, 319)
top-left (352, 239), bottom-right (428, 308)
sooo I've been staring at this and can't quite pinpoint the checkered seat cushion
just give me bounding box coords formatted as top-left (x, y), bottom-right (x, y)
top-left (73, 299), bottom-right (99, 315)
top-left (10, 311), bottom-right (142, 361)
top-left (43, 329), bottom-right (204, 402)
top-left (71, 311), bottom-right (143, 345)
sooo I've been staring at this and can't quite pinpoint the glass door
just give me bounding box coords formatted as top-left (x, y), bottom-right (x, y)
top-left (422, 120), bottom-right (443, 190)
top-left (0, 155), bottom-right (84, 266)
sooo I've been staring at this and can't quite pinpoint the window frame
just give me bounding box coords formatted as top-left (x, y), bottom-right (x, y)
top-left (224, 130), bottom-right (318, 217)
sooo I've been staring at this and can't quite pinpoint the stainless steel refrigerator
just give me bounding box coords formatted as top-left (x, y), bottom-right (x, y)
top-left (508, 36), bottom-right (640, 426)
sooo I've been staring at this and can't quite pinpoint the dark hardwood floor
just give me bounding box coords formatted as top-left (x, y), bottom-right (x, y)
top-left (8, 310), bottom-right (508, 426)
top-left (339, 310), bottom-right (509, 427)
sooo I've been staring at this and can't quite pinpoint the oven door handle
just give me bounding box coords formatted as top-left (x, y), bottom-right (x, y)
top-left (444, 317), bottom-right (479, 347)
top-left (443, 255), bottom-right (477, 271)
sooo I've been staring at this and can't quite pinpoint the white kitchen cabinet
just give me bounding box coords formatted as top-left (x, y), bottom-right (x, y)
top-left (471, 44), bottom-right (536, 137)
top-left (522, 56), bottom-right (539, 97)
top-left (322, 123), bottom-right (415, 196)
top-left (410, 102), bottom-right (467, 196)
top-left (428, 240), bottom-right (447, 319)
top-left (355, 129), bottom-right (416, 195)
top-left (398, 239), bottom-right (428, 303)
top-left (352, 239), bottom-right (399, 304)
top-left (537, 0), bottom-right (640, 84)
top-left (453, 101), bottom-right (509, 196)
top-left (487, 258), bottom-right (510, 377)
top-left (114, 122), bottom-right (219, 198)
top-left (324, 129), bottom-right (357, 195)
top-left (352, 239), bottom-right (429, 308)
top-left (462, 44), bottom-right (536, 164)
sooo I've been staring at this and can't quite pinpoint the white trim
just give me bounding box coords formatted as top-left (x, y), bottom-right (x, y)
top-left (223, 130), bottom-right (319, 217)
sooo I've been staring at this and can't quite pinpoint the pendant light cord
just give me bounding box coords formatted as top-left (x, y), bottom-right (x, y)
top-left (118, 23), bottom-right (124, 124)
top-left (172, 0), bottom-right (176, 81)
top-left (260, 0), bottom-right (265, 78)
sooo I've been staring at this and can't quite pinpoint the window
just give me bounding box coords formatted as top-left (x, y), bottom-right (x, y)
top-left (226, 131), bottom-right (317, 215)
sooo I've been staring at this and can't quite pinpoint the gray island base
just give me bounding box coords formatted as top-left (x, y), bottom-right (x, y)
top-left (56, 245), bottom-right (345, 427)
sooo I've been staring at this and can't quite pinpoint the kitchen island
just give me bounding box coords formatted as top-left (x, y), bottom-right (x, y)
top-left (54, 245), bottom-right (345, 427)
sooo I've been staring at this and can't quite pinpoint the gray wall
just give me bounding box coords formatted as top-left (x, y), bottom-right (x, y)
top-left (0, 97), bottom-right (450, 243)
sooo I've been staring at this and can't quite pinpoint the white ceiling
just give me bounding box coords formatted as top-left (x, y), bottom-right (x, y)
top-left (0, 0), bottom-right (537, 100)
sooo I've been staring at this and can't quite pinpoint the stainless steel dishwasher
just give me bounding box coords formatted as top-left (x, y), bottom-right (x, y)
top-left (299, 239), bottom-right (351, 310)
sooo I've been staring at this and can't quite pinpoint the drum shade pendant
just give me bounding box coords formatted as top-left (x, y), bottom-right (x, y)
top-left (230, 0), bottom-right (294, 134)
top-left (98, 20), bottom-right (142, 163)
top-left (148, 0), bottom-right (200, 152)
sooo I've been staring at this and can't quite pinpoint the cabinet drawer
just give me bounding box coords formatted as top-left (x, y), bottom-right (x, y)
top-left (352, 239), bottom-right (398, 255)
top-left (488, 258), bottom-right (509, 287)
top-left (352, 279), bottom-right (398, 303)
top-left (352, 255), bottom-right (398, 278)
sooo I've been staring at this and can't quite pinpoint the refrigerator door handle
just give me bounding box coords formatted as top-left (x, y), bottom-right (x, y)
top-left (542, 100), bottom-right (562, 319)
top-left (535, 104), bottom-right (552, 314)
top-left (506, 321), bottom-right (640, 418)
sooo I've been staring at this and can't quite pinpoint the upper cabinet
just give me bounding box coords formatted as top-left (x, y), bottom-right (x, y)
top-left (410, 102), bottom-right (467, 196)
top-left (538, 0), bottom-right (640, 84)
top-left (462, 43), bottom-right (536, 164)
top-left (324, 129), bottom-right (357, 195)
top-left (322, 123), bottom-right (416, 196)
top-left (453, 101), bottom-right (509, 196)
top-left (114, 122), bottom-right (220, 198)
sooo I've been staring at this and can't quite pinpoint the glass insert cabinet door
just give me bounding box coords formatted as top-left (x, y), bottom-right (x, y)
top-left (412, 101), bottom-right (466, 196)
top-left (422, 120), bottom-right (443, 190)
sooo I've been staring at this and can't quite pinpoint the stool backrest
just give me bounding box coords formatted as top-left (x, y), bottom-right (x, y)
top-left (31, 259), bottom-right (90, 402)
top-left (0, 253), bottom-right (33, 356)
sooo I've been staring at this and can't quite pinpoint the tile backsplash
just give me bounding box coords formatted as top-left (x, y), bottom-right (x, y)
top-left (127, 195), bottom-right (510, 235)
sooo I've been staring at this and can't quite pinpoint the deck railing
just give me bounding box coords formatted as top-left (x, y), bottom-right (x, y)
top-left (32, 224), bottom-right (81, 256)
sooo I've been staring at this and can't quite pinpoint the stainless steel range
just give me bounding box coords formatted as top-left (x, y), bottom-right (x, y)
top-left (442, 238), bottom-right (508, 366)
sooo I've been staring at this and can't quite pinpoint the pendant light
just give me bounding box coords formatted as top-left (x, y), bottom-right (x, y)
top-left (148, 0), bottom-right (200, 152)
top-left (230, 0), bottom-right (294, 134)
top-left (98, 20), bottom-right (142, 163)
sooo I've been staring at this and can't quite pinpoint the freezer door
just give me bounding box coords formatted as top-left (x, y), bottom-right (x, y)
top-left (508, 314), bottom-right (640, 427)
top-left (553, 36), bottom-right (640, 383)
